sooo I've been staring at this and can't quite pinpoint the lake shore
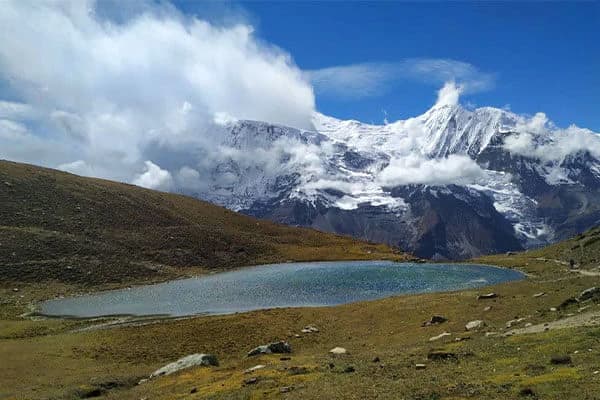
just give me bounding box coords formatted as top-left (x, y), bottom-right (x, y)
top-left (2, 252), bottom-right (600, 399)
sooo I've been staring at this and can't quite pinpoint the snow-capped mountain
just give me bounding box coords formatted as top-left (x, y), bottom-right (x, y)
top-left (190, 102), bottom-right (600, 260)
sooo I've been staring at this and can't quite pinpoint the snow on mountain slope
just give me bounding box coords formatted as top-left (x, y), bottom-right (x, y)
top-left (194, 101), bottom-right (600, 259)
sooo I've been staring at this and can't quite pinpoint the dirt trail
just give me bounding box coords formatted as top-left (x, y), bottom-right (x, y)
top-left (571, 269), bottom-right (600, 277)
top-left (505, 307), bottom-right (600, 336)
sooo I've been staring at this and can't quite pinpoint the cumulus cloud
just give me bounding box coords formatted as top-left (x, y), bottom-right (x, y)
top-left (0, 0), bottom-right (315, 187)
top-left (503, 112), bottom-right (600, 163)
top-left (307, 58), bottom-right (494, 99)
top-left (378, 154), bottom-right (487, 186)
top-left (133, 161), bottom-right (173, 191)
top-left (434, 81), bottom-right (463, 107)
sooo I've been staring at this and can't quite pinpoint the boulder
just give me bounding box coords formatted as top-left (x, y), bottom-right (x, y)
top-left (342, 366), bottom-right (355, 373)
top-left (578, 287), bottom-right (600, 302)
top-left (429, 332), bottom-right (452, 342)
top-left (427, 350), bottom-right (458, 361)
top-left (477, 293), bottom-right (498, 300)
top-left (244, 365), bottom-right (266, 374)
top-left (519, 387), bottom-right (536, 397)
top-left (422, 315), bottom-right (448, 326)
top-left (247, 341), bottom-right (291, 357)
top-left (329, 347), bottom-right (347, 355)
top-left (465, 320), bottom-right (485, 331)
top-left (149, 354), bottom-right (218, 379)
top-left (558, 297), bottom-right (579, 309)
top-left (550, 355), bottom-right (572, 365)
top-left (506, 317), bottom-right (527, 328)
top-left (301, 325), bottom-right (319, 333)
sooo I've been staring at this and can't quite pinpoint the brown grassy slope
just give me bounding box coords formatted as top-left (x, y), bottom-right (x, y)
top-left (0, 160), bottom-right (406, 288)
top-left (527, 225), bottom-right (600, 267)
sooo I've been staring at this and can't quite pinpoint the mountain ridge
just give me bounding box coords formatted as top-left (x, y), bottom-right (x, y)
top-left (186, 102), bottom-right (600, 260)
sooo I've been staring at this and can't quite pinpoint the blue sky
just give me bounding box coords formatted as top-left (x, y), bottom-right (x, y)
top-left (176, 1), bottom-right (599, 130)
top-left (1, 0), bottom-right (599, 191)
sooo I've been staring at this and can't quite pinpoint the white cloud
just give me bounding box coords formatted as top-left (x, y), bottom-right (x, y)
top-left (434, 81), bottom-right (463, 107)
top-left (176, 166), bottom-right (201, 187)
top-left (57, 159), bottom-right (97, 177)
top-left (307, 63), bottom-right (396, 99)
top-left (503, 112), bottom-right (600, 164)
top-left (0, 119), bottom-right (29, 140)
top-left (0, 0), bottom-right (315, 184)
top-left (133, 160), bottom-right (173, 191)
top-left (307, 58), bottom-right (494, 99)
top-left (0, 101), bottom-right (36, 120)
top-left (378, 154), bottom-right (487, 186)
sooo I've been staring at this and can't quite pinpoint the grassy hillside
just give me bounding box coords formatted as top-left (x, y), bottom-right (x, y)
top-left (0, 160), bottom-right (406, 291)
top-left (1, 227), bottom-right (600, 399)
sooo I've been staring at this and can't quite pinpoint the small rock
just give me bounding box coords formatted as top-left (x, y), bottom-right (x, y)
top-left (244, 377), bottom-right (259, 385)
top-left (525, 322), bottom-right (533, 327)
top-left (288, 366), bottom-right (308, 375)
top-left (329, 347), bottom-right (347, 355)
top-left (484, 306), bottom-right (492, 311)
top-left (506, 317), bottom-right (527, 328)
top-left (485, 332), bottom-right (498, 337)
top-left (190, 387), bottom-right (198, 394)
top-left (280, 357), bottom-right (291, 361)
top-left (465, 320), bottom-right (486, 331)
top-left (422, 315), bottom-right (448, 326)
top-left (342, 366), bottom-right (355, 373)
top-left (301, 325), bottom-right (319, 333)
top-left (427, 350), bottom-right (458, 361)
top-left (429, 332), bottom-right (452, 342)
top-left (550, 307), bottom-right (557, 312)
top-left (593, 370), bottom-right (599, 375)
top-left (248, 341), bottom-right (291, 357)
top-left (533, 292), bottom-right (546, 298)
top-left (519, 387), bottom-right (536, 397)
top-left (477, 293), bottom-right (498, 300)
top-left (372, 356), bottom-right (380, 363)
top-left (149, 354), bottom-right (218, 378)
top-left (12, 288), bottom-right (19, 292)
top-left (294, 334), bottom-right (301, 338)
top-left (550, 355), bottom-right (572, 365)
top-left (244, 365), bottom-right (266, 374)
top-left (280, 386), bottom-right (293, 393)
top-left (415, 363), bottom-right (427, 370)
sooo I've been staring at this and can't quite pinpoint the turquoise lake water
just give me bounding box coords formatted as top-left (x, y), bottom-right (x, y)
top-left (39, 261), bottom-right (524, 318)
